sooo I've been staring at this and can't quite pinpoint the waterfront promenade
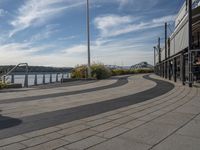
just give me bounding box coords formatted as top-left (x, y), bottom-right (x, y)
top-left (0, 74), bottom-right (199, 150)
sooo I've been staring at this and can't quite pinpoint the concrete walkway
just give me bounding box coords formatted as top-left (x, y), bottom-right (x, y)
top-left (0, 74), bottom-right (199, 150)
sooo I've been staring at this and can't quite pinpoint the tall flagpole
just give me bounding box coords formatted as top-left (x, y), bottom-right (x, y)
top-left (86, 0), bottom-right (91, 78)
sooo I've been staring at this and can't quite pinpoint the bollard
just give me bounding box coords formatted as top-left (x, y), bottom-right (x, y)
top-left (24, 74), bottom-right (28, 88)
top-left (43, 74), bottom-right (45, 84)
top-left (56, 73), bottom-right (59, 82)
top-left (11, 74), bottom-right (15, 83)
top-left (34, 74), bottom-right (37, 86)
top-left (50, 74), bottom-right (52, 83)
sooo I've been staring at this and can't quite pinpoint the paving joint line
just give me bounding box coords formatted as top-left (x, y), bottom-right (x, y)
top-left (53, 85), bottom-right (190, 150)
top-left (148, 88), bottom-right (198, 150)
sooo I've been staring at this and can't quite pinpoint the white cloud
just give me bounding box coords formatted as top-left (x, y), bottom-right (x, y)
top-left (0, 36), bottom-right (154, 67)
top-left (94, 14), bottom-right (135, 37)
top-left (30, 24), bottom-right (60, 42)
top-left (9, 0), bottom-right (84, 37)
top-left (94, 14), bottom-right (176, 38)
top-left (0, 42), bottom-right (86, 67)
top-left (95, 15), bottom-right (133, 31)
top-left (152, 15), bottom-right (176, 23)
top-left (62, 45), bottom-right (87, 55)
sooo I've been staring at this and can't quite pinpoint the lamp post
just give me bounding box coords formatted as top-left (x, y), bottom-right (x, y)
top-left (86, 0), bottom-right (91, 78)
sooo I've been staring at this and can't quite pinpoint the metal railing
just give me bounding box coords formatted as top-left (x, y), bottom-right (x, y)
top-left (3, 72), bottom-right (71, 88)
top-left (0, 63), bottom-right (72, 88)
top-left (0, 63), bottom-right (29, 87)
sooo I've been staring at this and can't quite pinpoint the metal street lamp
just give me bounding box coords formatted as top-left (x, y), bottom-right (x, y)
top-left (86, 0), bottom-right (91, 78)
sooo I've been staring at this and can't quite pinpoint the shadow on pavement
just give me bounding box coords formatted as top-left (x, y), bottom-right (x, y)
top-left (0, 110), bottom-right (22, 130)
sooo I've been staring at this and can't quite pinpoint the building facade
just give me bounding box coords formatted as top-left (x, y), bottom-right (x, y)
top-left (154, 0), bottom-right (200, 86)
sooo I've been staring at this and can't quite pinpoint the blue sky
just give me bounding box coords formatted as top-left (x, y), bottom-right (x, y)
top-left (0, 0), bottom-right (185, 67)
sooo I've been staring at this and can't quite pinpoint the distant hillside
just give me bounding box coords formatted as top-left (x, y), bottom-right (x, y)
top-left (131, 62), bottom-right (153, 69)
top-left (0, 65), bottom-right (73, 74)
top-left (106, 62), bottom-right (153, 70)
top-left (106, 65), bottom-right (131, 70)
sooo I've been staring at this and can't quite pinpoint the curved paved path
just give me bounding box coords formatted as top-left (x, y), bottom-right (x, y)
top-left (0, 76), bottom-right (129, 104)
top-left (0, 74), bottom-right (199, 150)
top-left (0, 75), bottom-right (156, 118)
top-left (0, 75), bottom-right (174, 140)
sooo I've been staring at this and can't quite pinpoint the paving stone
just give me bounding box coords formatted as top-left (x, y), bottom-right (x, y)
top-left (55, 148), bottom-right (68, 150)
top-left (186, 97), bottom-right (200, 107)
top-left (177, 119), bottom-right (200, 139)
top-left (130, 111), bottom-right (150, 119)
top-left (97, 126), bottom-right (129, 139)
top-left (91, 122), bottom-right (119, 132)
top-left (22, 127), bottom-right (60, 138)
top-left (106, 114), bottom-right (124, 120)
top-left (121, 108), bottom-right (143, 115)
top-left (88, 137), bottom-right (151, 150)
top-left (86, 118), bottom-right (111, 127)
top-left (81, 115), bottom-right (104, 122)
top-left (62, 129), bottom-right (98, 143)
top-left (25, 139), bottom-right (68, 150)
top-left (0, 143), bottom-right (26, 150)
top-left (21, 132), bottom-right (63, 147)
top-left (0, 135), bottom-right (27, 147)
top-left (138, 110), bottom-right (166, 122)
top-left (65, 136), bottom-right (106, 150)
top-left (58, 125), bottom-right (90, 136)
top-left (174, 104), bottom-right (200, 115)
top-left (112, 116), bottom-right (135, 124)
top-left (120, 122), bottom-right (177, 145)
top-left (195, 114), bottom-right (200, 120)
top-left (152, 134), bottom-right (200, 150)
top-left (153, 112), bottom-right (194, 127)
top-left (56, 120), bottom-right (85, 129)
top-left (120, 120), bottom-right (145, 129)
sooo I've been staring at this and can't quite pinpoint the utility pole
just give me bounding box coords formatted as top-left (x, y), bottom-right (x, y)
top-left (165, 22), bottom-right (167, 59)
top-left (158, 37), bottom-right (161, 63)
top-left (154, 47), bottom-right (156, 67)
top-left (86, 0), bottom-right (91, 78)
top-left (158, 37), bottom-right (161, 76)
top-left (188, 0), bottom-right (193, 87)
top-left (165, 22), bottom-right (168, 78)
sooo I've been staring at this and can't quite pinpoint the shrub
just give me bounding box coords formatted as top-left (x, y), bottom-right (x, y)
top-left (71, 64), bottom-right (154, 79)
top-left (0, 81), bottom-right (7, 89)
top-left (71, 64), bottom-right (111, 80)
top-left (111, 69), bottom-right (130, 76)
top-left (132, 68), bottom-right (154, 74)
top-left (91, 64), bottom-right (111, 79)
top-left (71, 65), bottom-right (88, 79)
top-left (111, 68), bottom-right (154, 76)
